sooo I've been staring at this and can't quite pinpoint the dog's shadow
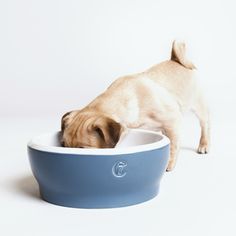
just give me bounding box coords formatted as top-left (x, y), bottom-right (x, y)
top-left (181, 146), bottom-right (197, 153)
top-left (11, 175), bottom-right (41, 201)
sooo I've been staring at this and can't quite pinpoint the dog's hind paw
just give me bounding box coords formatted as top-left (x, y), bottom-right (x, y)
top-left (197, 144), bottom-right (209, 154)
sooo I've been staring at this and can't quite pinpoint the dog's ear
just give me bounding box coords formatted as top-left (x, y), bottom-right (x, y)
top-left (61, 111), bottom-right (72, 131)
top-left (61, 110), bottom-right (79, 131)
top-left (92, 117), bottom-right (123, 148)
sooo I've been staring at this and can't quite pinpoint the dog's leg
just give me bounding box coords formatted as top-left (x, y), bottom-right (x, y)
top-left (163, 119), bottom-right (181, 172)
top-left (192, 93), bottom-right (210, 154)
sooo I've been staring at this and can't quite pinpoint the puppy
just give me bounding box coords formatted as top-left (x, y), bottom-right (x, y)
top-left (61, 41), bottom-right (210, 171)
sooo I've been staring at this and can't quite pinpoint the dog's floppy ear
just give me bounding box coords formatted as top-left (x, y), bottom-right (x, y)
top-left (61, 111), bottom-right (72, 131)
top-left (61, 110), bottom-right (79, 131)
top-left (92, 117), bottom-right (123, 148)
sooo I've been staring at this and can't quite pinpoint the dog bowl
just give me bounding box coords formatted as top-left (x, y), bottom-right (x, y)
top-left (28, 129), bottom-right (170, 208)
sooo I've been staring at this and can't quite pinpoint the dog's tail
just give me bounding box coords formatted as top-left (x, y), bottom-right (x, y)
top-left (171, 40), bottom-right (196, 70)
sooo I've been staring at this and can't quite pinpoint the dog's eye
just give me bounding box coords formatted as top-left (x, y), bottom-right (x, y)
top-left (79, 146), bottom-right (84, 148)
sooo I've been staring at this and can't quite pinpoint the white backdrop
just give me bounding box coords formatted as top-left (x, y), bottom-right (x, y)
top-left (1, 0), bottom-right (236, 118)
top-left (1, 1), bottom-right (236, 236)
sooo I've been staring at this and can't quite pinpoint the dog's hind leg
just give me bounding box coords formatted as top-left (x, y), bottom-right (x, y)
top-left (191, 92), bottom-right (210, 154)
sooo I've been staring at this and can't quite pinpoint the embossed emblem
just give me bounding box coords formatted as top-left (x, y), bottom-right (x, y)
top-left (112, 161), bottom-right (127, 178)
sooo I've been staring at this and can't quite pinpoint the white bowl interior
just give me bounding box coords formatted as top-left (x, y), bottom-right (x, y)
top-left (28, 129), bottom-right (169, 155)
top-left (32, 129), bottom-right (162, 147)
top-left (116, 130), bottom-right (162, 147)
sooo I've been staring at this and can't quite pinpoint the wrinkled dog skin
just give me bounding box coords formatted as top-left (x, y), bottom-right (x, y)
top-left (61, 41), bottom-right (210, 171)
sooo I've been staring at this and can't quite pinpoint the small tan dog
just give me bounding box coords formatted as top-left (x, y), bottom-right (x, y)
top-left (61, 41), bottom-right (210, 171)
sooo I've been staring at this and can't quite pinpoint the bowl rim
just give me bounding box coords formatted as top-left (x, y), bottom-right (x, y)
top-left (27, 129), bottom-right (170, 156)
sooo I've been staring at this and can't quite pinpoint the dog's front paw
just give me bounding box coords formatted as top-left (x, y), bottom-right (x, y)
top-left (166, 160), bottom-right (176, 172)
top-left (197, 143), bottom-right (209, 154)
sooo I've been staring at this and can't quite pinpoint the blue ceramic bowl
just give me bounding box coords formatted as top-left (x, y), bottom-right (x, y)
top-left (28, 129), bottom-right (170, 208)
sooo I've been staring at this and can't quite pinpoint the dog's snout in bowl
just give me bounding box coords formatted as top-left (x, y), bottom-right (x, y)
top-left (27, 129), bottom-right (170, 208)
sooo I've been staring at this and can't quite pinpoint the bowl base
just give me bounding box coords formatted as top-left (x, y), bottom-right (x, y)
top-left (39, 185), bottom-right (160, 209)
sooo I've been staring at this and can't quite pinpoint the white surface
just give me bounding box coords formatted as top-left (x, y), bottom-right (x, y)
top-left (1, 114), bottom-right (236, 236)
top-left (28, 129), bottom-right (169, 155)
top-left (1, 0), bottom-right (236, 235)
top-left (0, 0), bottom-right (235, 117)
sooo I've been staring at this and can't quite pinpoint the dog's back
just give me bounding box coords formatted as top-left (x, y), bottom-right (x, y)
top-left (144, 41), bottom-right (198, 110)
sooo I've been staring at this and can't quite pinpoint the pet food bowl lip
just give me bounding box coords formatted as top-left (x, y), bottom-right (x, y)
top-left (27, 129), bottom-right (170, 156)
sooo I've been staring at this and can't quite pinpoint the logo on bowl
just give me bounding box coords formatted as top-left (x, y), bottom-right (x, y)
top-left (112, 161), bottom-right (127, 178)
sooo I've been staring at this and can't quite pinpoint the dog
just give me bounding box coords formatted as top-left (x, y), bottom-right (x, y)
top-left (61, 40), bottom-right (210, 171)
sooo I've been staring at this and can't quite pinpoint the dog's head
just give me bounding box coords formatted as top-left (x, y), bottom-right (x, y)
top-left (61, 110), bottom-right (123, 148)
